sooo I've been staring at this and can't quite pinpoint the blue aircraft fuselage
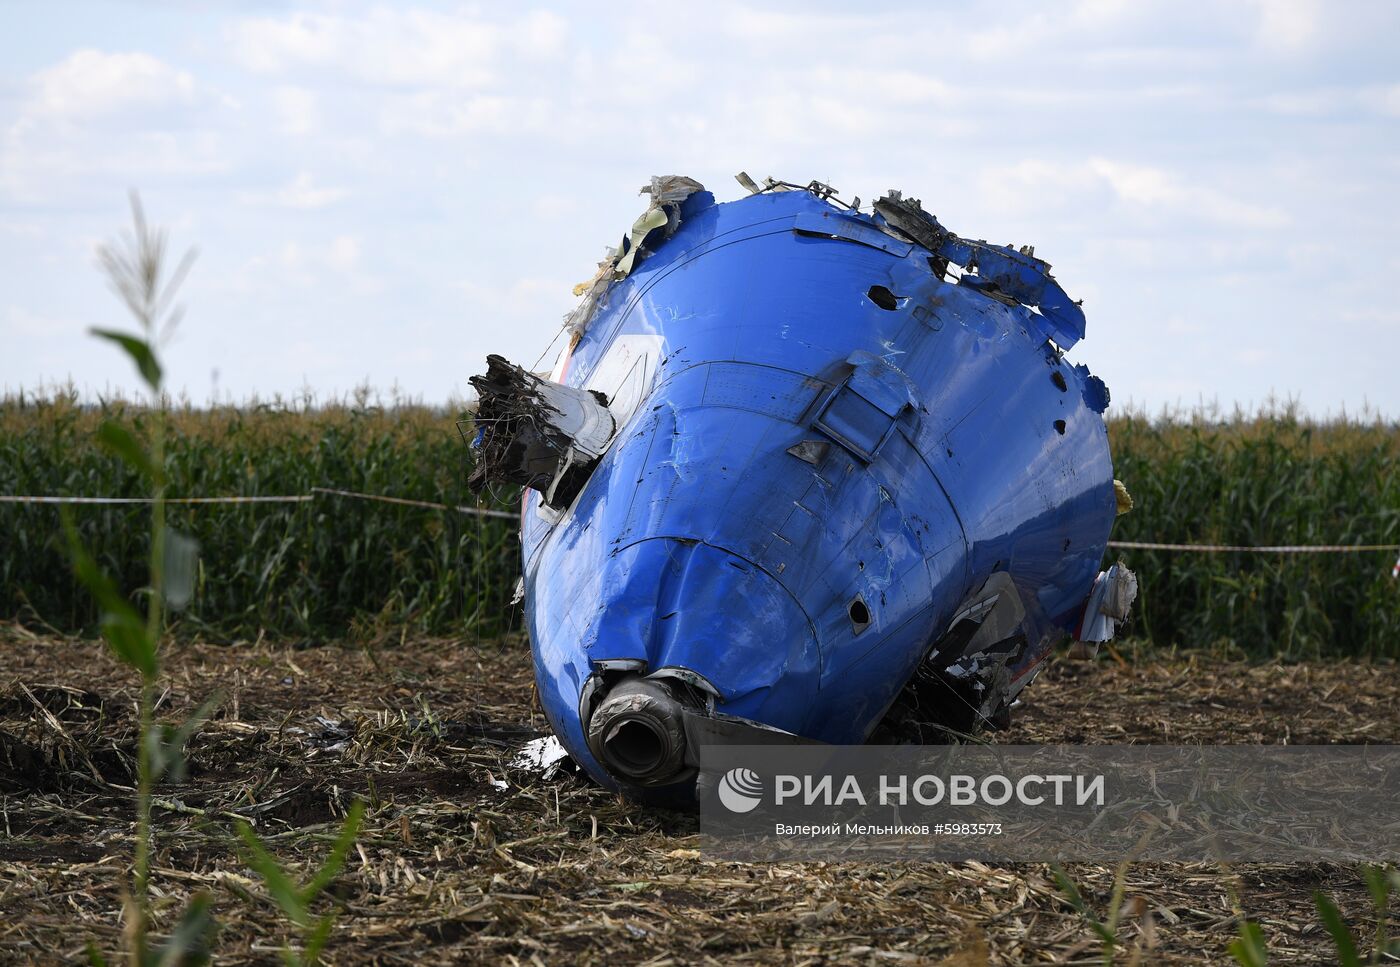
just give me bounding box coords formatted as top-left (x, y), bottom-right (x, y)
top-left (505, 185), bottom-right (1117, 800)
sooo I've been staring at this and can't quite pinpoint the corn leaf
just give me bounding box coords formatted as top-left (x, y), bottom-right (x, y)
top-left (90, 328), bottom-right (162, 391)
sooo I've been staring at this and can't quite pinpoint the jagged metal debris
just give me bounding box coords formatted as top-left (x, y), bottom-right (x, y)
top-left (1077, 562), bottom-right (1139, 644)
top-left (563, 175), bottom-right (706, 338)
top-left (735, 171), bottom-right (861, 210)
top-left (872, 190), bottom-right (1087, 350)
top-left (510, 735), bottom-right (574, 780)
top-left (467, 354), bottom-right (614, 509)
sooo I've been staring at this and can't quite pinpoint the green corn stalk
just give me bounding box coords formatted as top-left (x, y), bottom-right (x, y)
top-left (235, 800), bottom-right (366, 966)
top-left (1049, 861), bottom-right (1133, 966)
top-left (1228, 865), bottom-right (1398, 966)
top-left (1315, 890), bottom-right (1363, 967)
top-left (64, 194), bottom-right (215, 964)
top-left (1227, 919), bottom-right (1268, 967)
top-left (1314, 865), bottom-right (1400, 967)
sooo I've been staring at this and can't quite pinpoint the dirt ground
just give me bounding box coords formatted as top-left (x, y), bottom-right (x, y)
top-left (1, 623), bottom-right (1396, 965)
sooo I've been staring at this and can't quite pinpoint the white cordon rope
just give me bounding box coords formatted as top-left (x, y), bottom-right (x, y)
top-left (1109, 539), bottom-right (1400, 581)
top-left (309, 487), bottom-right (516, 519)
top-left (0, 494), bottom-right (313, 504)
top-left (2, 493), bottom-right (1396, 562)
top-left (1105, 540), bottom-right (1400, 580)
top-left (0, 488), bottom-right (517, 520)
top-left (1108, 540), bottom-right (1400, 553)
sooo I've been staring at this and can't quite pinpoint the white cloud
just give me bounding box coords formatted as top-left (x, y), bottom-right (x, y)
top-left (1377, 84), bottom-right (1400, 116)
top-left (271, 85), bottom-right (319, 135)
top-left (378, 92), bottom-right (534, 137)
top-left (1247, 0), bottom-right (1322, 53)
top-left (786, 67), bottom-right (954, 110)
top-left (1337, 308), bottom-right (1400, 334)
top-left (1258, 89), bottom-right (1338, 116)
top-left (516, 10), bottom-right (568, 58)
top-left (1165, 315), bottom-right (1206, 335)
top-left (277, 235), bottom-right (361, 274)
top-left (26, 50), bottom-right (194, 120)
top-left (1086, 158), bottom-right (1179, 207)
top-left (228, 9), bottom-right (525, 88)
top-left (1260, 83), bottom-right (1400, 118)
top-left (455, 275), bottom-right (576, 319)
top-left (230, 13), bottom-right (366, 76)
top-left (241, 11), bottom-right (492, 85)
top-left (0, 128), bottom-right (231, 202)
top-left (1089, 159), bottom-right (1289, 229)
top-left (1, 50), bottom-right (220, 202)
top-left (531, 194), bottom-right (580, 221)
top-left (717, 8), bottom-right (886, 44)
top-left (323, 236), bottom-right (360, 273)
top-left (223, 236), bottom-right (369, 298)
top-left (4, 305), bottom-right (83, 338)
top-left (242, 171), bottom-right (348, 210)
top-left (980, 157), bottom-right (1289, 230)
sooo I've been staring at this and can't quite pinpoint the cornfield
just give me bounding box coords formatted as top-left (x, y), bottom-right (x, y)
top-left (2, 391), bottom-right (1397, 657)
top-left (1109, 404), bottom-right (1400, 660)
top-left (0, 388), bottom-right (519, 641)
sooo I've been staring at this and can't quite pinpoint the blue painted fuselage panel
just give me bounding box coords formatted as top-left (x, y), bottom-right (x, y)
top-left (521, 191), bottom-right (1116, 789)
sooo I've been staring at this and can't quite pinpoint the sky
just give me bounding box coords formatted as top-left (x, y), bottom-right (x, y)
top-left (2, 0), bottom-right (1398, 415)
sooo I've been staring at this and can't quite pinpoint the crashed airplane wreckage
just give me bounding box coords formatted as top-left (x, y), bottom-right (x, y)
top-left (469, 175), bottom-right (1136, 805)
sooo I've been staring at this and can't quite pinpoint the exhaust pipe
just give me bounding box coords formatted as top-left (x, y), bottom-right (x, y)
top-left (585, 676), bottom-right (689, 784)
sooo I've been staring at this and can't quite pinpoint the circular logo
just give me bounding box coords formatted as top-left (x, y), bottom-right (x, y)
top-left (717, 767), bottom-right (763, 813)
